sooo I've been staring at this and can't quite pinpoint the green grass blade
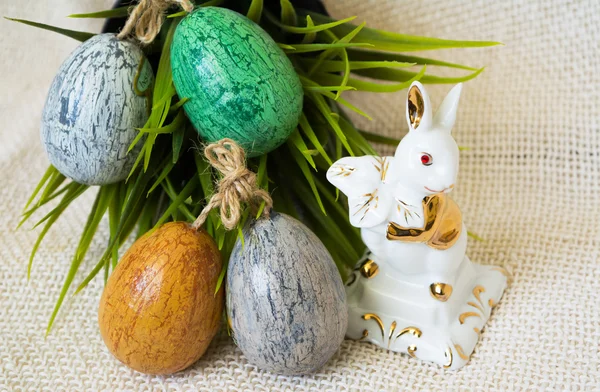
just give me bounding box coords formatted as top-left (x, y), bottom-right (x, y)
top-left (302, 59), bottom-right (414, 72)
top-left (314, 65), bottom-right (427, 93)
top-left (301, 15), bottom-right (316, 44)
top-left (298, 113), bottom-right (332, 166)
top-left (154, 176), bottom-right (199, 227)
top-left (246, 0), bottom-right (263, 23)
top-left (353, 66), bottom-right (484, 84)
top-left (308, 22), bottom-right (366, 76)
top-left (468, 231), bottom-right (485, 241)
top-left (289, 129), bottom-right (317, 170)
top-left (359, 130), bottom-right (401, 146)
top-left (23, 166), bottom-right (57, 212)
top-left (306, 92), bottom-right (354, 155)
top-left (337, 115), bottom-right (377, 156)
top-left (281, 42), bottom-right (372, 53)
top-left (32, 183), bottom-right (88, 229)
top-left (26, 185), bottom-right (87, 280)
top-left (280, 0), bottom-right (297, 26)
top-left (346, 49), bottom-right (477, 71)
top-left (287, 142), bottom-right (325, 214)
top-left (266, 11), bottom-right (356, 34)
top-left (47, 187), bottom-right (112, 335)
top-left (68, 6), bottom-right (129, 18)
top-left (4, 17), bottom-right (94, 41)
top-left (303, 11), bottom-right (502, 52)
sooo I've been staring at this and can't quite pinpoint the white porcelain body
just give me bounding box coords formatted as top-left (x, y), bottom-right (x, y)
top-left (326, 82), bottom-right (508, 369)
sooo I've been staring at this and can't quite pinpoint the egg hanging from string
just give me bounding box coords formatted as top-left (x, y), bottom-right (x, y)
top-left (227, 212), bottom-right (348, 375)
top-left (98, 222), bottom-right (223, 375)
top-left (41, 33), bottom-right (153, 185)
top-left (170, 7), bottom-right (304, 157)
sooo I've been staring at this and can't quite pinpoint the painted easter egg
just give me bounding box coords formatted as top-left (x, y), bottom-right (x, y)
top-left (170, 7), bottom-right (303, 157)
top-left (41, 33), bottom-right (153, 185)
top-left (227, 212), bottom-right (347, 375)
top-left (98, 222), bottom-right (223, 375)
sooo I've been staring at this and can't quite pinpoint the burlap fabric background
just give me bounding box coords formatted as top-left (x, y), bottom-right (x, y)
top-left (1, 0), bottom-right (598, 390)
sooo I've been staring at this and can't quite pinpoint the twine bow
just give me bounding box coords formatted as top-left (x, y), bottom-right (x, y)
top-left (117, 0), bottom-right (194, 44)
top-left (192, 139), bottom-right (272, 231)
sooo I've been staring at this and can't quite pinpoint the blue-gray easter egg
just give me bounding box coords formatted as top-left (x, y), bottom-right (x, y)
top-left (227, 212), bottom-right (347, 375)
top-left (41, 33), bottom-right (153, 185)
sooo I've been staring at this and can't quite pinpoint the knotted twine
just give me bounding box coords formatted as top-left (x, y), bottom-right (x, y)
top-left (192, 139), bottom-right (273, 231)
top-left (117, 0), bottom-right (194, 44)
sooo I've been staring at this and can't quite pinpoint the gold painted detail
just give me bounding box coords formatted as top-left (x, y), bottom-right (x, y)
top-left (473, 286), bottom-right (485, 306)
top-left (443, 347), bottom-right (453, 368)
top-left (473, 327), bottom-right (480, 335)
top-left (387, 321), bottom-right (397, 348)
top-left (407, 345), bottom-right (417, 358)
top-left (489, 298), bottom-right (497, 308)
top-left (395, 326), bottom-right (423, 341)
top-left (492, 266), bottom-right (509, 276)
top-left (408, 84), bottom-right (425, 129)
top-left (359, 330), bottom-right (369, 341)
top-left (467, 301), bottom-right (484, 314)
top-left (360, 259), bottom-right (379, 279)
top-left (373, 157), bottom-right (391, 182)
top-left (354, 191), bottom-right (380, 223)
top-left (387, 193), bottom-right (462, 250)
top-left (345, 273), bottom-right (357, 286)
top-left (430, 283), bottom-right (453, 302)
top-left (459, 312), bottom-right (481, 325)
top-left (362, 314), bottom-right (385, 339)
top-left (331, 164), bottom-right (356, 177)
top-left (454, 344), bottom-right (469, 361)
top-left (396, 199), bottom-right (420, 225)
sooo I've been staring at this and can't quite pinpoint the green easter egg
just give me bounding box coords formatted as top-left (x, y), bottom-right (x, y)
top-left (171, 7), bottom-right (304, 157)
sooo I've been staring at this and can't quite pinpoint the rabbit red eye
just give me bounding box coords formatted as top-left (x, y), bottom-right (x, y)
top-left (420, 153), bottom-right (432, 166)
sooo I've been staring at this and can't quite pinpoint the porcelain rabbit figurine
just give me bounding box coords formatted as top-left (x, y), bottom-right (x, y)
top-left (326, 82), bottom-right (508, 370)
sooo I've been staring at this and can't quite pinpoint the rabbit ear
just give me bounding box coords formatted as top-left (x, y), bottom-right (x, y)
top-left (433, 83), bottom-right (463, 133)
top-left (406, 81), bottom-right (432, 132)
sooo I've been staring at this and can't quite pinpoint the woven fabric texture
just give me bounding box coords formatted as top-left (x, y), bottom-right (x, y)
top-left (1, 0), bottom-right (599, 390)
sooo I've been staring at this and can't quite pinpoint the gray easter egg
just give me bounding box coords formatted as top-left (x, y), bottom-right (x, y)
top-left (227, 212), bottom-right (348, 375)
top-left (41, 33), bottom-right (153, 185)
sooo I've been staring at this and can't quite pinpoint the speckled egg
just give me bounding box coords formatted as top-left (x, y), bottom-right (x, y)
top-left (226, 212), bottom-right (347, 375)
top-left (41, 33), bottom-right (153, 185)
top-left (170, 7), bottom-right (303, 157)
top-left (98, 222), bottom-right (223, 375)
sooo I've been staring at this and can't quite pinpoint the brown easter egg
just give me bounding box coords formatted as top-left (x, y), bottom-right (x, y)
top-left (98, 222), bottom-right (223, 374)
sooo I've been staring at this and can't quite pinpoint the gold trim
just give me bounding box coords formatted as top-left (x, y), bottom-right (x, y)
top-left (395, 326), bottom-right (423, 341)
top-left (473, 327), bottom-right (480, 335)
top-left (359, 330), bottom-right (369, 341)
top-left (488, 298), bottom-right (497, 308)
top-left (388, 321), bottom-right (397, 348)
top-left (430, 283), bottom-right (453, 302)
top-left (363, 313), bottom-right (385, 339)
top-left (373, 157), bottom-right (390, 182)
top-left (360, 259), bottom-right (379, 279)
top-left (345, 273), bottom-right (357, 286)
top-left (459, 312), bottom-right (481, 324)
top-left (387, 194), bottom-right (462, 250)
top-left (454, 344), bottom-right (469, 360)
top-left (443, 347), bottom-right (453, 368)
top-left (354, 191), bottom-right (379, 223)
top-left (407, 345), bottom-right (417, 358)
top-left (492, 266), bottom-right (509, 277)
top-left (331, 164), bottom-right (356, 177)
top-left (467, 301), bottom-right (484, 314)
top-left (408, 85), bottom-right (425, 129)
top-left (473, 286), bottom-right (485, 306)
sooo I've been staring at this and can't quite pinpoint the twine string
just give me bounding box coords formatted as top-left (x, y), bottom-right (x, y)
top-left (117, 0), bottom-right (194, 44)
top-left (192, 139), bottom-right (272, 231)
